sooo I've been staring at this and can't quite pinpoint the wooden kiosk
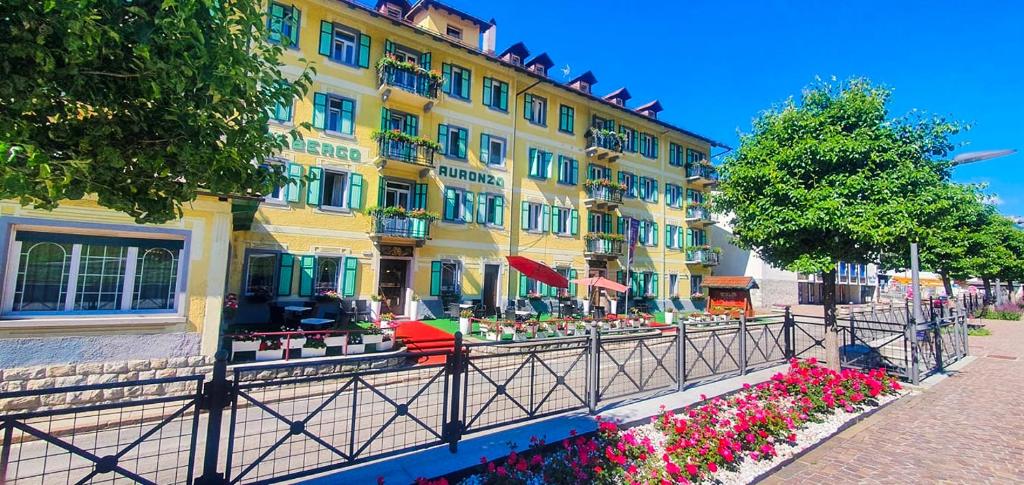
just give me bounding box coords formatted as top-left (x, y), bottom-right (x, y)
top-left (701, 276), bottom-right (758, 318)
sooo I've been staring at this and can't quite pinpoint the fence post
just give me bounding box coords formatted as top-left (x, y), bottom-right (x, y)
top-left (928, 296), bottom-right (935, 321)
top-left (588, 325), bottom-right (600, 413)
top-left (933, 317), bottom-right (944, 374)
top-left (961, 314), bottom-right (970, 357)
top-left (195, 350), bottom-right (230, 485)
top-left (906, 314), bottom-right (920, 386)
top-left (738, 314), bottom-right (748, 375)
top-left (676, 315), bottom-right (686, 392)
top-left (783, 306), bottom-right (794, 359)
top-left (446, 332), bottom-right (465, 453)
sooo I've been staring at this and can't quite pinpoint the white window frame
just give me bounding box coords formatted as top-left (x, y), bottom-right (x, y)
top-left (263, 159), bottom-right (289, 206)
top-left (484, 194), bottom-right (504, 227)
top-left (446, 25), bottom-right (463, 40)
top-left (553, 207), bottom-right (571, 236)
top-left (526, 202), bottom-right (544, 232)
top-left (330, 24), bottom-right (359, 66)
top-left (320, 168), bottom-right (350, 211)
top-left (486, 136), bottom-right (506, 167)
top-left (440, 260), bottom-right (461, 293)
top-left (529, 95), bottom-right (547, 125)
top-left (669, 274), bottom-right (680, 296)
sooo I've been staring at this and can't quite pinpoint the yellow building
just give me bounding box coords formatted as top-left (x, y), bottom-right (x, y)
top-left (229, 0), bottom-right (727, 322)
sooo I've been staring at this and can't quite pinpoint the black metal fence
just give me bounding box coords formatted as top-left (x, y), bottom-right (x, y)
top-left (0, 309), bottom-right (969, 484)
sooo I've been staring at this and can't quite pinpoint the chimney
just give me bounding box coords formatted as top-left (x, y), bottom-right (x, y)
top-left (482, 20), bottom-right (497, 54)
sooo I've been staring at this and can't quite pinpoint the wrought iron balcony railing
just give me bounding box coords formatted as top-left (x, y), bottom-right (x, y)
top-left (377, 138), bottom-right (436, 168)
top-left (686, 164), bottom-right (719, 183)
top-left (686, 205), bottom-right (712, 221)
top-left (686, 249), bottom-right (720, 266)
top-left (377, 64), bottom-right (440, 100)
top-left (585, 185), bottom-right (624, 205)
top-left (585, 238), bottom-right (624, 258)
top-left (371, 214), bottom-right (432, 240)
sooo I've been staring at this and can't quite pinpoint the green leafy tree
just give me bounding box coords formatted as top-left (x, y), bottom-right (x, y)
top-left (964, 213), bottom-right (1024, 303)
top-left (715, 78), bottom-right (962, 368)
top-left (0, 0), bottom-right (314, 223)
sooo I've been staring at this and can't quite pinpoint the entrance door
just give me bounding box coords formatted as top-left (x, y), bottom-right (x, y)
top-left (483, 264), bottom-right (500, 313)
top-left (378, 259), bottom-right (408, 315)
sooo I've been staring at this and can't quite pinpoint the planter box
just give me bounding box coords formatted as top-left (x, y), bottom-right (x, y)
top-left (377, 339), bottom-right (394, 351)
top-left (363, 334), bottom-right (384, 345)
top-left (284, 337), bottom-right (306, 349)
top-left (232, 340), bottom-right (259, 353)
top-left (255, 349), bottom-right (282, 361)
top-left (324, 336), bottom-right (346, 347)
top-left (664, 312), bottom-right (674, 325)
top-left (303, 347), bottom-right (327, 358)
top-left (370, 301), bottom-right (382, 319)
top-left (485, 331), bottom-right (500, 341)
top-left (513, 333), bottom-right (528, 342)
top-left (346, 344), bottom-right (366, 355)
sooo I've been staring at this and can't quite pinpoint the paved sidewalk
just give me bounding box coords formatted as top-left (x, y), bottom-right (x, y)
top-left (763, 318), bottom-right (1024, 484)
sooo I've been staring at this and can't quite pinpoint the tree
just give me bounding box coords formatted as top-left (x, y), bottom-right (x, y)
top-left (0, 0), bottom-right (313, 224)
top-left (964, 213), bottom-right (1024, 304)
top-left (715, 78), bottom-right (962, 369)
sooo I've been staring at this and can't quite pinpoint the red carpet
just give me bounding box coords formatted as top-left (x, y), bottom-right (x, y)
top-left (394, 321), bottom-right (454, 365)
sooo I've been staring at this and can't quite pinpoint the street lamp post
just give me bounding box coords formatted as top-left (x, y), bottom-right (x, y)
top-left (909, 149), bottom-right (1017, 322)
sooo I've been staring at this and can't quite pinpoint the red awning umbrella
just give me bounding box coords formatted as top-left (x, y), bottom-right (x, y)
top-left (506, 256), bottom-right (568, 288)
top-left (571, 276), bottom-right (627, 293)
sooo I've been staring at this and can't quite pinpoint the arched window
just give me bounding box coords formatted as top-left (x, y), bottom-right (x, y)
top-left (315, 257), bottom-right (340, 293)
top-left (13, 242), bottom-right (72, 312)
top-left (133, 248), bottom-right (179, 310)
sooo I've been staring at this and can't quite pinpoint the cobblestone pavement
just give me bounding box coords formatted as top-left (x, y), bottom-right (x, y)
top-left (763, 317), bottom-right (1024, 484)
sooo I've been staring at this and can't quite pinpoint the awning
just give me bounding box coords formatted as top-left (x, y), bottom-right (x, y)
top-left (701, 276), bottom-right (758, 290)
top-left (506, 256), bottom-right (568, 288)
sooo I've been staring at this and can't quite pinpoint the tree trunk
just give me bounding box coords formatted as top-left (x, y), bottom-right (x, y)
top-left (939, 271), bottom-right (953, 299)
top-left (982, 278), bottom-right (992, 306)
top-left (822, 269), bottom-right (841, 370)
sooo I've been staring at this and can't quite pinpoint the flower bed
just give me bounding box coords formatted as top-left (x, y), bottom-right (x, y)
top-left (419, 359), bottom-right (902, 484)
top-left (979, 303), bottom-right (1023, 321)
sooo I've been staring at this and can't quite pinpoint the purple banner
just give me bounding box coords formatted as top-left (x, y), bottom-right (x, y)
top-left (628, 219), bottom-right (640, 258)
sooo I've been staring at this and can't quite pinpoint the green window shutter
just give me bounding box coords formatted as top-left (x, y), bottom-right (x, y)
top-left (342, 257), bottom-right (358, 297)
top-left (479, 133), bottom-right (490, 164)
top-left (541, 204), bottom-right (550, 232)
top-left (347, 173), bottom-right (363, 209)
top-left (286, 163), bottom-right (302, 202)
top-left (298, 255), bottom-right (315, 297)
top-left (268, 3), bottom-right (284, 43)
top-left (460, 70), bottom-right (470, 100)
top-left (430, 261), bottom-right (442, 296)
top-left (414, 183), bottom-right (428, 209)
top-left (652, 222), bottom-right (659, 246)
top-left (652, 181), bottom-right (658, 203)
top-left (570, 209), bottom-right (579, 236)
top-left (340, 99), bottom-right (354, 135)
top-left (358, 34), bottom-right (371, 68)
top-left (463, 191), bottom-right (474, 223)
top-left (319, 21), bottom-right (333, 56)
top-left (441, 64), bottom-right (452, 93)
top-left (376, 176), bottom-right (385, 207)
top-left (404, 113), bottom-right (418, 136)
top-left (524, 95), bottom-right (533, 121)
top-left (617, 216), bottom-right (625, 235)
top-left (543, 152), bottom-right (553, 178)
top-left (312, 93), bottom-right (327, 129)
top-left (277, 254), bottom-right (294, 296)
top-left (437, 124), bottom-right (449, 155)
top-left (528, 148), bottom-right (538, 177)
top-left (569, 269), bottom-right (578, 295)
top-left (495, 196), bottom-right (504, 226)
top-left (604, 216), bottom-right (612, 233)
top-left (499, 82), bottom-right (508, 110)
top-left (652, 273), bottom-right (660, 298)
top-left (384, 39), bottom-right (395, 55)
top-left (419, 51), bottom-right (431, 70)
top-left (616, 270), bottom-right (624, 285)
top-left (571, 159), bottom-right (579, 185)
top-left (519, 273), bottom-right (528, 297)
top-left (476, 193), bottom-right (487, 223)
top-left (380, 107), bottom-right (391, 131)
top-left (306, 166), bottom-right (323, 206)
top-left (665, 225), bottom-right (672, 248)
top-left (521, 201), bottom-right (530, 232)
top-left (456, 129), bottom-right (467, 158)
top-left (482, 78), bottom-right (493, 107)
top-left (288, 6), bottom-right (300, 46)
top-left (443, 188), bottom-right (454, 220)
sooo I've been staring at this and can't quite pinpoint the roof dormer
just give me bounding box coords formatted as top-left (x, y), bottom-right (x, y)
top-left (375, 0), bottom-right (410, 19)
top-left (603, 87), bottom-right (631, 107)
top-left (567, 71), bottom-right (597, 94)
top-left (498, 42), bottom-right (530, 66)
top-left (525, 53), bottom-right (553, 77)
top-left (635, 100), bottom-right (664, 119)
top-left (406, 0), bottom-right (491, 48)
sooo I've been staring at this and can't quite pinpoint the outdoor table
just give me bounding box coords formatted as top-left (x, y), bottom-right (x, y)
top-left (284, 306), bottom-right (312, 313)
top-left (459, 303), bottom-right (474, 309)
top-left (299, 318), bottom-right (334, 329)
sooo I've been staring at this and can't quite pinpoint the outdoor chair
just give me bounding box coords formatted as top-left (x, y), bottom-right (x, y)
top-left (301, 301), bottom-right (339, 329)
top-left (472, 302), bottom-right (487, 319)
top-left (353, 299), bottom-right (372, 322)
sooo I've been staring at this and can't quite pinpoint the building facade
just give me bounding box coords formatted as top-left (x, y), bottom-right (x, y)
top-left (229, 0), bottom-right (727, 322)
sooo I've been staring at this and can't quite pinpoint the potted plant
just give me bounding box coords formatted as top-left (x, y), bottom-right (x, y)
top-left (409, 294), bottom-right (421, 320)
top-left (315, 289), bottom-right (342, 302)
top-left (363, 326), bottom-right (384, 346)
top-left (640, 313), bottom-right (654, 327)
top-left (378, 333), bottom-right (394, 351)
top-left (526, 320), bottom-right (539, 337)
top-left (302, 336), bottom-right (327, 358)
top-left (346, 333), bottom-right (365, 355)
top-left (280, 326), bottom-right (306, 350)
top-left (500, 321), bottom-right (516, 338)
top-left (459, 309), bottom-right (473, 335)
top-left (223, 293), bottom-right (239, 325)
top-left (255, 337), bottom-right (282, 361)
top-left (513, 323), bottom-right (528, 342)
top-left (231, 330), bottom-right (260, 354)
top-left (370, 294), bottom-right (383, 319)
top-left (379, 312), bottom-right (395, 329)
top-left (481, 321), bottom-right (499, 341)
top-left (324, 331), bottom-right (347, 348)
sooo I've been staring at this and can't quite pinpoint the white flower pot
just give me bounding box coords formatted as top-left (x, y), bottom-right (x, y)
top-left (370, 301), bottom-right (382, 319)
top-left (380, 320), bottom-right (393, 329)
top-left (609, 300), bottom-right (618, 315)
top-left (582, 300), bottom-right (590, 314)
top-left (232, 340), bottom-right (259, 353)
top-left (664, 312), bottom-right (674, 325)
top-left (324, 336), bottom-right (346, 347)
top-left (459, 317), bottom-right (471, 335)
top-left (485, 331), bottom-right (499, 341)
top-left (363, 334), bottom-right (384, 345)
top-left (409, 300), bottom-right (421, 319)
top-left (500, 325), bottom-right (515, 336)
top-left (303, 347), bottom-right (326, 358)
top-left (346, 344), bottom-right (365, 355)
top-left (255, 349), bottom-right (282, 361)
top-left (284, 337), bottom-right (306, 349)
top-left (378, 339), bottom-right (394, 351)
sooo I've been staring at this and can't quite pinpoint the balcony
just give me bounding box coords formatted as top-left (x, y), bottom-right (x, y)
top-left (369, 212), bottom-right (433, 247)
top-left (585, 129), bottom-right (624, 163)
top-left (686, 249), bottom-right (720, 266)
top-left (377, 62), bottom-right (441, 112)
top-left (685, 205), bottom-right (714, 227)
top-left (583, 183), bottom-right (624, 210)
top-left (584, 236), bottom-right (624, 261)
top-left (375, 137), bottom-right (436, 173)
top-left (686, 163), bottom-right (719, 186)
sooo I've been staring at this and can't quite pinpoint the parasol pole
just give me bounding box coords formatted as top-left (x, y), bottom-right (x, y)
top-left (624, 227), bottom-right (633, 317)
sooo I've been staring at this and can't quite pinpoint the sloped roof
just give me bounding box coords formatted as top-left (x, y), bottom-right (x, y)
top-left (604, 87), bottom-right (632, 102)
top-left (498, 41), bottom-right (530, 60)
top-left (635, 100), bottom-right (663, 113)
top-left (406, 0), bottom-right (492, 29)
top-left (525, 52), bottom-right (553, 69)
top-left (701, 276), bottom-right (758, 290)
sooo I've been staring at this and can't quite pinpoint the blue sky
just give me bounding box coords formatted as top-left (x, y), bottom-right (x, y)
top-left (439, 0), bottom-right (1024, 216)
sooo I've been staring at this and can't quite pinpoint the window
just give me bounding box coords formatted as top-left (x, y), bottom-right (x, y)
top-left (442, 186), bottom-right (473, 223)
top-left (665, 184), bottom-right (683, 208)
top-left (479, 134), bottom-right (506, 167)
top-left (686, 148), bottom-right (706, 165)
top-left (629, 271), bottom-right (657, 298)
top-left (311, 93), bottom-right (355, 135)
top-left (245, 253), bottom-right (277, 297)
top-left (383, 180), bottom-right (412, 209)
top-left (521, 202), bottom-right (547, 232)
top-left (314, 256), bottom-right (341, 293)
top-left (556, 155), bottom-right (579, 185)
top-left (270, 101), bottom-right (292, 123)
top-left (442, 63), bottom-right (471, 100)
top-left (619, 126), bottom-right (638, 152)
top-left (327, 23), bottom-right (359, 65)
top-left (446, 25), bottom-right (462, 40)
top-left (524, 94), bottom-right (547, 126)
top-left (637, 220), bottom-right (658, 247)
top-left (669, 274), bottom-right (680, 297)
top-left (618, 171), bottom-right (638, 198)
top-left (669, 143), bottom-right (685, 167)
top-left (638, 177), bottom-right (658, 202)
top-left (268, 2), bottom-right (300, 47)
top-left (592, 115), bottom-right (614, 130)
top-left (438, 124), bottom-right (468, 159)
top-left (260, 160), bottom-right (289, 205)
top-left (588, 212), bottom-right (612, 233)
top-left (549, 207), bottom-right (579, 236)
top-left (320, 170), bottom-right (349, 209)
top-left (308, 166), bottom-right (362, 210)
top-left (528, 148), bottom-right (552, 179)
top-left (588, 163), bottom-right (611, 181)
top-left (7, 231), bottom-right (184, 315)
top-left (558, 105), bottom-right (575, 133)
top-left (476, 193), bottom-right (505, 227)
top-left (482, 78), bottom-right (509, 111)
top-left (639, 133), bottom-right (659, 159)
top-left (687, 228), bottom-right (708, 247)
top-left (665, 225), bottom-right (684, 249)
top-left (686, 189), bottom-right (704, 205)
top-left (429, 260), bottom-right (461, 295)
top-left (690, 275), bottom-right (703, 296)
